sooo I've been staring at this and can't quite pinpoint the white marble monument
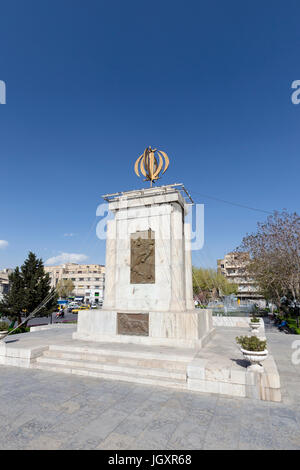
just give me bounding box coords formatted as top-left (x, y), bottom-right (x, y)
top-left (73, 183), bottom-right (213, 349)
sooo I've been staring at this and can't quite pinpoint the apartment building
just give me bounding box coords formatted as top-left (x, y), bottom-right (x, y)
top-left (0, 268), bottom-right (12, 301)
top-left (217, 252), bottom-right (263, 302)
top-left (44, 263), bottom-right (105, 304)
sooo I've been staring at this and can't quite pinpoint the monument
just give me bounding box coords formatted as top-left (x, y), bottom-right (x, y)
top-left (73, 147), bottom-right (214, 348)
top-left (0, 147), bottom-right (281, 402)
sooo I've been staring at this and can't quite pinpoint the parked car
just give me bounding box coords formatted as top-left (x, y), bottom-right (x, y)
top-left (71, 306), bottom-right (90, 314)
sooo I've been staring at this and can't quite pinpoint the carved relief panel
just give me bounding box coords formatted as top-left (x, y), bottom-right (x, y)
top-left (130, 229), bottom-right (155, 284)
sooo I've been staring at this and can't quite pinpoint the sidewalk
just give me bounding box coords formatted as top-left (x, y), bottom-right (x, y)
top-left (0, 325), bottom-right (299, 448)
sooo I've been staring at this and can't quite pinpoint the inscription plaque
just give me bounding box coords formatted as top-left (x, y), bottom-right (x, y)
top-left (117, 313), bottom-right (149, 336)
top-left (130, 229), bottom-right (155, 284)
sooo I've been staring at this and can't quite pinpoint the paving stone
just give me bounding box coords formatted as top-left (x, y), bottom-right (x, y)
top-left (96, 432), bottom-right (135, 450)
top-left (114, 414), bottom-right (156, 438)
top-left (1, 328), bottom-right (300, 450)
top-left (142, 415), bottom-right (182, 440)
top-left (167, 417), bottom-right (208, 450)
top-left (128, 430), bottom-right (170, 450)
top-left (238, 423), bottom-right (276, 450)
top-left (203, 415), bottom-right (240, 450)
top-left (25, 435), bottom-right (62, 450)
top-left (4, 418), bottom-right (55, 449)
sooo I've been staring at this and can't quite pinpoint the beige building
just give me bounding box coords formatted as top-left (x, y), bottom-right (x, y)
top-left (217, 252), bottom-right (263, 302)
top-left (0, 269), bottom-right (12, 300)
top-left (44, 263), bottom-right (105, 303)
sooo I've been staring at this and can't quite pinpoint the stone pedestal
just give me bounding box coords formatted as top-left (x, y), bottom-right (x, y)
top-left (73, 184), bottom-right (214, 348)
top-left (73, 308), bottom-right (214, 349)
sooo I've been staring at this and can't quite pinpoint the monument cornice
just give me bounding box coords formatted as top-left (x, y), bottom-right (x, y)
top-left (102, 183), bottom-right (194, 213)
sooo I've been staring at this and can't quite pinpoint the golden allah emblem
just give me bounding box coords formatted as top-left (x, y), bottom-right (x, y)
top-left (134, 147), bottom-right (170, 187)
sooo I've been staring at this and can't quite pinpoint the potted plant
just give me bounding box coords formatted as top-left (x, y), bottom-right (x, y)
top-left (249, 315), bottom-right (260, 332)
top-left (0, 321), bottom-right (9, 340)
top-left (236, 335), bottom-right (268, 371)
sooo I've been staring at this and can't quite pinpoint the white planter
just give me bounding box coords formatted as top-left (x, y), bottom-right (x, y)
top-left (0, 331), bottom-right (8, 340)
top-left (250, 322), bottom-right (260, 330)
top-left (241, 348), bottom-right (268, 372)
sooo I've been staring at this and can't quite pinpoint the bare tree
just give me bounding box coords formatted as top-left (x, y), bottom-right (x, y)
top-left (56, 279), bottom-right (75, 299)
top-left (237, 211), bottom-right (300, 309)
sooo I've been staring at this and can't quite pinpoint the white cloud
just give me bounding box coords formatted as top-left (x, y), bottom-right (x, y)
top-left (63, 233), bottom-right (76, 237)
top-left (45, 252), bottom-right (88, 265)
top-left (0, 240), bottom-right (9, 249)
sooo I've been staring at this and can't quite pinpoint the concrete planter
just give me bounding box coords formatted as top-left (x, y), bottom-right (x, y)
top-left (241, 347), bottom-right (268, 371)
top-left (0, 331), bottom-right (8, 340)
top-left (249, 322), bottom-right (260, 336)
top-left (249, 321), bottom-right (260, 330)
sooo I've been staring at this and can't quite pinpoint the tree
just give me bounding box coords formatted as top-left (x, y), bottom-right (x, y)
top-left (237, 211), bottom-right (300, 309)
top-left (0, 252), bottom-right (58, 325)
top-left (192, 267), bottom-right (238, 303)
top-left (56, 279), bottom-right (74, 299)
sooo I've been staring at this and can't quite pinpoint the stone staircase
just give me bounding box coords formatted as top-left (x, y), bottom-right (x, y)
top-left (33, 343), bottom-right (195, 390)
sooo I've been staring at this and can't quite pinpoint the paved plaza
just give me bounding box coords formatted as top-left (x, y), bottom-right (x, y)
top-left (0, 327), bottom-right (300, 450)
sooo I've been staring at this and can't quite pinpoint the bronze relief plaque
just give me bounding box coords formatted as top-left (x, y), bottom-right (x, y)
top-left (130, 229), bottom-right (155, 284)
top-left (117, 313), bottom-right (149, 336)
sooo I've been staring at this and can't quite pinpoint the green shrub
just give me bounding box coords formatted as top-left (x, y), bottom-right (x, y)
top-left (236, 335), bottom-right (267, 351)
top-left (0, 321), bottom-right (9, 331)
top-left (250, 316), bottom-right (260, 323)
top-left (8, 327), bottom-right (30, 335)
top-left (286, 318), bottom-right (300, 335)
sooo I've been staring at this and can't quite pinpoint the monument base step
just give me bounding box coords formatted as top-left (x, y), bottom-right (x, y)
top-left (47, 342), bottom-right (195, 362)
top-left (40, 349), bottom-right (188, 373)
top-left (35, 356), bottom-right (186, 380)
top-left (33, 362), bottom-right (187, 389)
top-left (33, 342), bottom-right (192, 390)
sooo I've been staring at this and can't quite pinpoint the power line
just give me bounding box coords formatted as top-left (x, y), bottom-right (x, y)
top-left (190, 190), bottom-right (273, 215)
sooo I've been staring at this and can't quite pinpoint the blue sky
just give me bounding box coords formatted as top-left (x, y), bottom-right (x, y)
top-left (0, 0), bottom-right (299, 270)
